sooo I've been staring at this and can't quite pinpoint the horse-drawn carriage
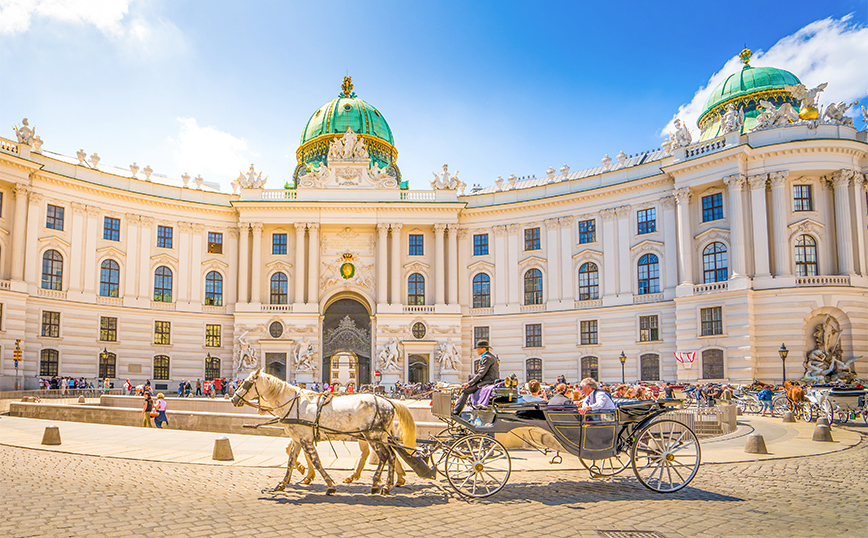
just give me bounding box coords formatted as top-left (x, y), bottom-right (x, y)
top-left (232, 371), bottom-right (701, 499)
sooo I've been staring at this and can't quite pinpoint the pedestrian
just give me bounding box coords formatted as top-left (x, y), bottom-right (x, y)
top-left (758, 384), bottom-right (774, 416)
top-left (185, 380), bottom-right (192, 397)
top-left (663, 382), bottom-right (674, 399)
top-left (178, 380), bottom-right (185, 398)
top-left (124, 379), bottom-right (132, 395)
top-left (142, 393), bottom-right (154, 427)
top-left (196, 378), bottom-right (202, 396)
top-left (153, 393), bottom-right (168, 428)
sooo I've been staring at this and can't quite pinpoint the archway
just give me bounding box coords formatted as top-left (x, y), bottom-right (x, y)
top-left (408, 354), bottom-right (429, 384)
top-left (321, 298), bottom-right (372, 385)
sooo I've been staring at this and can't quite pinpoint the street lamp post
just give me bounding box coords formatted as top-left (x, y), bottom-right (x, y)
top-left (778, 343), bottom-right (789, 384)
top-left (13, 339), bottom-right (22, 390)
top-left (619, 351), bottom-right (627, 384)
top-left (99, 348), bottom-right (108, 391)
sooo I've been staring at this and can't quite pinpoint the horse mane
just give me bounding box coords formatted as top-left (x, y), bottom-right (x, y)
top-left (258, 372), bottom-right (319, 404)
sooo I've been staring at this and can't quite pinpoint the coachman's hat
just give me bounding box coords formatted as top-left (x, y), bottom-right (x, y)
top-left (475, 340), bottom-right (490, 349)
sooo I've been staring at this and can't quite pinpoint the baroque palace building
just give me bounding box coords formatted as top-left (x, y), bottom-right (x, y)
top-left (1, 56), bottom-right (867, 391)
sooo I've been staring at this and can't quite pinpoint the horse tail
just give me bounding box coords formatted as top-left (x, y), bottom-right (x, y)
top-left (390, 400), bottom-right (416, 449)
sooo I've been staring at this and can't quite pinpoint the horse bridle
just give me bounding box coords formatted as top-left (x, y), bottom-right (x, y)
top-left (234, 376), bottom-right (300, 415)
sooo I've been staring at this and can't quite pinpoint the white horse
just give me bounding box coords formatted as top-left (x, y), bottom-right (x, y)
top-left (231, 369), bottom-right (415, 495)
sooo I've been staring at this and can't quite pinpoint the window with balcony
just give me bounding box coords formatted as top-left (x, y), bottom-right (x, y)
top-left (408, 273), bottom-right (425, 305)
top-left (270, 272), bottom-right (288, 304)
top-left (702, 242), bottom-right (728, 283)
top-left (637, 254), bottom-right (660, 294)
top-left (41, 249), bottom-right (63, 290)
top-left (99, 259), bottom-right (120, 297)
top-left (153, 266), bottom-right (173, 302)
top-left (205, 271), bottom-right (223, 306)
top-left (795, 235), bottom-right (818, 276)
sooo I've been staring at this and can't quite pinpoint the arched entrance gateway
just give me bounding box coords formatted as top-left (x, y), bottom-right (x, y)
top-left (321, 298), bottom-right (372, 386)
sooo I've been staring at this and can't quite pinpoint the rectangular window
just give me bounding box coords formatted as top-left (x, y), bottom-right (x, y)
top-left (41, 311), bottom-right (60, 338)
top-left (409, 234), bottom-right (424, 256)
top-left (701, 307), bottom-right (723, 336)
top-left (154, 321), bottom-right (171, 345)
top-left (578, 219), bottom-right (596, 244)
top-left (793, 185), bottom-right (813, 212)
top-left (272, 233), bottom-right (287, 255)
top-left (524, 227), bottom-right (540, 250)
top-left (580, 320), bottom-right (598, 345)
top-left (103, 216), bottom-right (120, 241)
top-left (100, 317), bottom-right (117, 342)
top-left (46, 204), bottom-right (65, 230)
top-left (639, 315), bottom-right (659, 342)
top-left (156, 225), bottom-right (173, 248)
top-left (474, 326), bottom-right (489, 346)
top-left (205, 324), bottom-right (222, 348)
top-left (207, 232), bottom-right (223, 254)
top-left (701, 193), bottom-right (724, 222)
top-left (637, 208), bottom-right (656, 234)
top-left (525, 323), bottom-right (542, 348)
top-left (473, 233), bottom-right (489, 256)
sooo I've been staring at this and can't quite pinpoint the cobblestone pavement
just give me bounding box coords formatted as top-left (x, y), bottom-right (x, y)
top-left (1, 432), bottom-right (866, 538)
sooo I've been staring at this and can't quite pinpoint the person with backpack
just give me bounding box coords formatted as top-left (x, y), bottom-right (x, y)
top-left (757, 385), bottom-right (774, 416)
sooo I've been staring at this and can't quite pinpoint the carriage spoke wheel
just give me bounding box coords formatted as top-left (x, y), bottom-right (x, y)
top-left (580, 452), bottom-right (631, 477)
top-left (802, 402), bottom-right (815, 422)
top-left (445, 434), bottom-right (511, 498)
top-left (631, 419), bottom-right (700, 493)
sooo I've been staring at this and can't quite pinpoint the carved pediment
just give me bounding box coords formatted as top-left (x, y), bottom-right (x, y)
top-left (518, 255), bottom-right (547, 267)
top-left (203, 258), bottom-right (230, 271)
top-left (694, 228), bottom-right (730, 251)
top-left (403, 261), bottom-right (430, 273)
top-left (572, 248), bottom-right (603, 260)
top-left (630, 239), bottom-right (664, 253)
top-left (467, 260), bottom-right (495, 272)
top-left (150, 253), bottom-right (178, 266)
top-left (95, 245), bottom-right (126, 259)
top-left (38, 235), bottom-right (72, 250)
top-left (788, 218), bottom-right (824, 239)
top-left (265, 260), bottom-right (293, 273)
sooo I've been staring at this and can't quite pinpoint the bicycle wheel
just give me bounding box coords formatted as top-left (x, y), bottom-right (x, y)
top-left (444, 434), bottom-right (511, 498)
top-left (631, 419), bottom-right (700, 493)
top-left (580, 452), bottom-right (631, 477)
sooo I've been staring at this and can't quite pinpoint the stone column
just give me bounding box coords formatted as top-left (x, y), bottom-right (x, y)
top-left (124, 214), bottom-right (140, 297)
top-left (493, 225), bottom-right (508, 306)
top-left (447, 224), bottom-right (459, 305)
top-left (854, 174), bottom-right (868, 275)
top-left (433, 224), bottom-right (446, 305)
top-left (139, 217), bottom-right (154, 300)
top-left (237, 223), bottom-right (250, 304)
top-left (23, 191), bottom-right (43, 287)
top-left (307, 222), bottom-right (319, 305)
top-left (600, 209), bottom-right (617, 297)
top-left (390, 223), bottom-right (402, 305)
top-left (616, 205), bottom-right (631, 294)
top-left (377, 223), bottom-right (389, 305)
top-left (294, 222), bottom-right (307, 304)
top-left (178, 222), bottom-right (192, 303)
top-left (724, 174), bottom-right (747, 277)
top-left (68, 203), bottom-right (87, 293)
top-left (661, 195), bottom-right (678, 289)
top-left (82, 206), bottom-right (100, 295)
top-left (507, 224), bottom-right (520, 304)
top-left (191, 223), bottom-right (205, 304)
top-left (544, 218), bottom-right (560, 303)
top-left (457, 227), bottom-right (470, 306)
top-left (830, 170), bottom-right (855, 274)
top-left (749, 174), bottom-right (771, 277)
top-left (769, 171), bottom-right (791, 277)
top-left (227, 227), bottom-right (239, 306)
top-left (559, 216), bottom-right (574, 302)
top-left (10, 184), bottom-right (29, 281)
top-left (250, 222), bottom-right (263, 304)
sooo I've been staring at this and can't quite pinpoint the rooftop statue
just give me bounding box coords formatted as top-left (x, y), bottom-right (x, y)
top-left (13, 118), bottom-right (34, 145)
top-left (721, 103), bottom-right (745, 134)
top-left (862, 105), bottom-right (868, 126)
top-left (785, 82), bottom-right (828, 120)
top-left (431, 164), bottom-right (466, 193)
top-left (237, 164), bottom-right (267, 189)
top-left (328, 127), bottom-right (369, 162)
top-left (662, 118), bottom-right (692, 154)
top-left (822, 101), bottom-right (856, 127)
top-left (754, 100), bottom-right (800, 130)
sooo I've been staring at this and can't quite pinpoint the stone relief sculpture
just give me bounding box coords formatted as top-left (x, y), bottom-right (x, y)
top-left (236, 164), bottom-right (267, 189)
top-left (328, 127), bottom-right (369, 161)
top-left (431, 164), bottom-right (466, 193)
top-left (13, 118), bottom-right (35, 145)
top-left (293, 337), bottom-right (318, 373)
top-left (803, 315), bottom-right (860, 383)
top-left (753, 100), bottom-right (800, 130)
top-left (721, 103), bottom-right (745, 134)
top-left (377, 337), bottom-right (401, 372)
top-left (234, 329), bottom-right (260, 372)
top-left (436, 338), bottom-right (461, 371)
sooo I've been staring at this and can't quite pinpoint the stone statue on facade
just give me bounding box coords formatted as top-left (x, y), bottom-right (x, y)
top-left (328, 127), bottom-right (369, 161)
top-left (822, 101), bottom-right (856, 127)
top-left (862, 105), bottom-right (868, 127)
top-left (237, 164), bottom-right (267, 189)
top-left (436, 338), bottom-right (462, 371)
top-left (293, 337), bottom-right (317, 373)
top-left (785, 82), bottom-right (828, 120)
top-left (803, 315), bottom-right (860, 383)
top-left (662, 118), bottom-right (692, 154)
top-left (297, 161), bottom-right (329, 186)
top-left (431, 164), bottom-right (465, 192)
top-left (377, 337), bottom-right (401, 372)
top-left (721, 103), bottom-right (745, 134)
top-left (234, 329), bottom-right (259, 372)
top-left (13, 118), bottom-right (34, 145)
top-left (754, 100), bottom-right (800, 130)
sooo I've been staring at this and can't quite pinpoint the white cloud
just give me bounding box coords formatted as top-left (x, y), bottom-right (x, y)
top-left (170, 117), bottom-right (260, 191)
top-left (0, 0), bottom-right (129, 35)
top-left (664, 15), bottom-right (868, 137)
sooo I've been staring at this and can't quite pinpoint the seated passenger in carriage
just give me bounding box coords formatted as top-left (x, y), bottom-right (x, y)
top-left (577, 378), bottom-right (617, 415)
top-left (451, 340), bottom-right (500, 415)
top-left (547, 383), bottom-right (576, 407)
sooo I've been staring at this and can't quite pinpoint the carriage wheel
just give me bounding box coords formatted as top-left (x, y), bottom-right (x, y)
top-left (631, 419), bottom-right (700, 493)
top-left (822, 400), bottom-right (835, 424)
top-left (747, 399), bottom-right (762, 414)
top-left (444, 434), bottom-right (511, 498)
top-left (772, 397), bottom-right (789, 416)
top-left (802, 402), bottom-right (815, 422)
top-left (861, 408), bottom-right (868, 426)
top-left (836, 410), bottom-right (850, 424)
top-left (580, 452), bottom-right (631, 477)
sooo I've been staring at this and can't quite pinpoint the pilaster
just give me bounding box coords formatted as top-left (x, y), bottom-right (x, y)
top-left (828, 170), bottom-right (856, 274)
top-left (724, 173), bottom-right (747, 278)
top-left (769, 171), bottom-right (791, 277)
top-left (434, 223), bottom-right (446, 306)
top-left (749, 173), bottom-right (771, 278)
top-left (10, 184), bottom-right (29, 281)
top-left (390, 223), bottom-right (402, 305)
top-left (250, 222), bottom-right (263, 304)
top-left (446, 223), bottom-right (459, 305)
top-left (307, 222), bottom-right (320, 305)
top-left (294, 222), bottom-right (307, 305)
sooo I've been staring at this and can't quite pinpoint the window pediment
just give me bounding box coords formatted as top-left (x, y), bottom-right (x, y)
top-left (403, 261), bottom-right (430, 272)
top-left (150, 253), bottom-right (178, 266)
top-left (467, 260), bottom-right (495, 272)
top-left (95, 245), bottom-right (126, 259)
top-left (264, 260), bottom-right (292, 272)
top-left (519, 255), bottom-right (546, 267)
top-left (630, 239), bottom-right (664, 253)
top-left (788, 218), bottom-right (824, 240)
top-left (38, 235), bottom-right (71, 250)
top-left (572, 248), bottom-right (603, 261)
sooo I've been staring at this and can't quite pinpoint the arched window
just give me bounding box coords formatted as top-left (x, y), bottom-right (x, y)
top-left (153, 355), bottom-right (170, 380)
top-left (472, 273), bottom-right (491, 308)
top-left (640, 353), bottom-right (660, 381)
top-left (526, 358), bottom-right (542, 383)
top-left (205, 271), bottom-right (223, 306)
top-left (578, 262), bottom-right (599, 300)
top-left (205, 356), bottom-right (221, 381)
top-left (637, 254), bottom-right (660, 295)
top-left (702, 349), bottom-right (724, 379)
top-left (39, 349), bottom-right (59, 377)
top-left (524, 268), bottom-right (543, 305)
top-left (99, 259), bottom-right (120, 297)
top-left (408, 273), bottom-right (425, 305)
top-left (702, 242), bottom-right (728, 283)
top-left (795, 235), bottom-right (818, 276)
top-left (99, 351), bottom-right (117, 379)
top-left (41, 249), bottom-right (63, 290)
top-left (581, 356), bottom-right (599, 381)
top-left (153, 266), bottom-right (173, 302)
top-left (270, 272), bottom-right (288, 304)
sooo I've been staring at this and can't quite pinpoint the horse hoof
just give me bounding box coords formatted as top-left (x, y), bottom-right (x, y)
top-left (343, 477), bottom-right (355, 484)
top-left (371, 486), bottom-right (381, 495)
top-left (301, 477), bottom-right (312, 485)
top-left (326, 487), bottom-right (337, 496)
top-left (395, 478), bottom-right (406, 487)
top-left (380, 487), bottom-right (391, 496)
top-left (273, 484), bottom-right (286, 492)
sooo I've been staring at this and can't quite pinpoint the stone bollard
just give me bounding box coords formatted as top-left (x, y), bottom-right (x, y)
top-left (41, 425), bottom-right (62, 446)
top-left (736, 407), bottom-right (743, 416)
top-left (212, 437), bottom-right (234, 461)
top-left (812, 423), bottom-right (834, 442)
top-left (78, 395), bottom-right (86, 404)
top-left (781, 411), bottom-right (796, 423)
top-left (744, 433), bottom-right (768, 454)
top-left (817, 417), bottom-right (830, 427)
top-left (224, 393), bottom-right (230, 399)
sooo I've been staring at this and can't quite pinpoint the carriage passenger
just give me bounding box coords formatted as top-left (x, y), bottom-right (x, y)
top-left (547, 383), bottom-right (575, 407)
top-left (520, 380), bottom-right (547, 403)
top-left (578, 378), bottom-right (616, 415)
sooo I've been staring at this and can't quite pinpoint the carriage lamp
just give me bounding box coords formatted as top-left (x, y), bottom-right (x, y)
top-left (619, 351), bottom-right (627, 384)
top-left (778, 343), bottom-right (789, 383)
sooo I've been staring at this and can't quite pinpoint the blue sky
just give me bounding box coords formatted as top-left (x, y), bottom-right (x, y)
top-left (1, 0), bottom-right (866, 192)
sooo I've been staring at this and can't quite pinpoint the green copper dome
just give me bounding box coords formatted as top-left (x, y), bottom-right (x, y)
top-left (698, 49), bottom-right (802, 140)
